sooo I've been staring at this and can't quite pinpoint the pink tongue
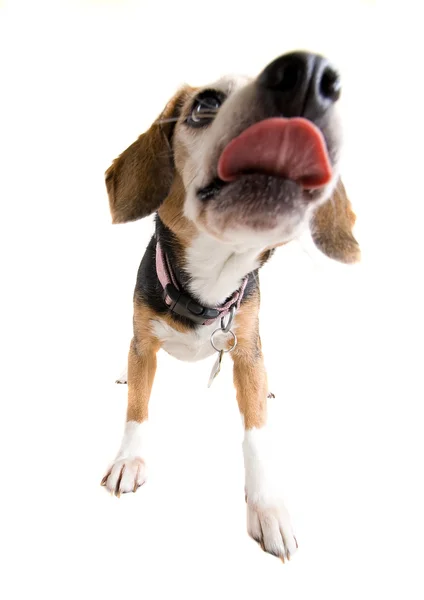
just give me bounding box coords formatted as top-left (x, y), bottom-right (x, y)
top-left (217, 117), bottom-right (332, 189)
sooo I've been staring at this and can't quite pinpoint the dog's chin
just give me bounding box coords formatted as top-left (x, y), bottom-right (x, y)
top-left (197, 173), bottom-right (327, 208)
top-left (195, 173), bottom-right (322, 246)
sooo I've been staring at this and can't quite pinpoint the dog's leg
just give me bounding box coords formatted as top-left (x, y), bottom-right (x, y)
top-left (232, 301), bottom-right (298, 562)
top-left (101, 335), bottom-right (159, 496)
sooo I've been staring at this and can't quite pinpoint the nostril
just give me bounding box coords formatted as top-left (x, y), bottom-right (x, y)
top-left (259, 56), bottom-right (306, 93)
top-left (320, 67), bottom-right (341, 102)
top-left (276, 63), bottom-right (302, 92)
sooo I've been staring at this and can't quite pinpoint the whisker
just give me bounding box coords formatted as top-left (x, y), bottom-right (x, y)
top-left (184, 171), bottom-right (200, 191)
top-left (250, 270), bottom-right (259, 287)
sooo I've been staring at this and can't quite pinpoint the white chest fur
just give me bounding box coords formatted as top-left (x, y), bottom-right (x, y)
top-left (151, 230), bottom-right (259, 362)
top-left (184, 232), bottom-right (261, 306)
top-left (151, 318), bottom-right (228, 362)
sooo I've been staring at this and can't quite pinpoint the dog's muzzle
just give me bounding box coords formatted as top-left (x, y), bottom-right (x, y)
top-left (197, 51), bottom-right (341, 202)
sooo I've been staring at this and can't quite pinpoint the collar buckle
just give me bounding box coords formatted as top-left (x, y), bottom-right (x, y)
top-left (164, 283), bottom-right (220, 325)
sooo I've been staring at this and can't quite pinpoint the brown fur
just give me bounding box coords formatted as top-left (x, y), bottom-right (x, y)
top-left (127, 299), bottom-right (195, 423)
top-left (257, 243), bottom-right (287, 266)
top-left (134, 297), bottom-right (192, 336)
top-left (105, 87), bottom-right (193, 224)
top-left (127, 303), bottom-right (160, 422)
top-left (106, 84), bottom-right (360, 432)
top-left (157, 174), bottom-right (197, 247)
top-left (128, 291), bottom-right (268, 430)
top-left (102, 69), bottom-right (361, 562)
top-left (311, 178), bottom-right (360, 263)
top-left (231, 291), bottom-right (268, 429)
top-left (106, 89), bottom-right (360, 434)
top-left (127, 338), bottom-right (158, 422)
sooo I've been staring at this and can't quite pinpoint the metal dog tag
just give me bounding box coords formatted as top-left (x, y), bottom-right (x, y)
top-left (208, 350), bottom-right (224, 388)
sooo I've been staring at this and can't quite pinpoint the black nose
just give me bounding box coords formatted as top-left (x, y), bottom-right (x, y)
top-left (258, 51), bottom-right (341, 120)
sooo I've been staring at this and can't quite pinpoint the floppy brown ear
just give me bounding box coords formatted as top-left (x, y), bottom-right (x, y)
top-left (105, 87), bottom-right (191, 224)
top-left (310, 178), bottom-right (361, 264)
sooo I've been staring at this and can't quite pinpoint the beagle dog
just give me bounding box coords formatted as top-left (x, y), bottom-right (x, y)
top-left (101, 51), bottom-right (360, 562)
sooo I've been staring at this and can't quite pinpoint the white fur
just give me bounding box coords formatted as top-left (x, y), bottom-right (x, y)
top-left (116, 420), bottom-right (148, 458)
top-left (220, 207), bottom-right (313, 250)
top-left (243, 426), bottom-right (298, 560)
top-left (185, 231), bottom-right (261, 306)
top-left (177, 73), bottom-right (337, 297)
top-left (151, 318), bottom-right (229, 362)
top-left (102, 421), bottom-right (148, 494)
top-left (181, 77), bottom-right (256, 227)
top-left (105, 70), bottom-right (341, 541)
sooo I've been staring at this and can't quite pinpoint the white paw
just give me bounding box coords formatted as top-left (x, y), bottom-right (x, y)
top-left (101, 457), bottom-right (147, 497)
top-left (246, 499), bottom-right (298, 562)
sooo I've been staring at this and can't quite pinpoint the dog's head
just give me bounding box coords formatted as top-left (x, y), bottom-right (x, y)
top-left (106, 51), bottom-right (360, 264)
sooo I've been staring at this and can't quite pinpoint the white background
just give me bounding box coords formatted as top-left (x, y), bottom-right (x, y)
top-left (1, 0), bottom-right (423, 598)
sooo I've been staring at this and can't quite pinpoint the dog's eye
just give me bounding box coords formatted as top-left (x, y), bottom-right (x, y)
top-left (186, 90), bottom-right (225, 128)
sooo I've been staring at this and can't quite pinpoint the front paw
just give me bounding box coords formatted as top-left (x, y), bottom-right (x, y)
top-left (246, 499), bottom-right (298, 562)
top-left (101, 457), bottom-right (147, 497)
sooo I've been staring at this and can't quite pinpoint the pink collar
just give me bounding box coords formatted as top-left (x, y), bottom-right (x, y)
top-left (155, 239), bottom-right (248, 326)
